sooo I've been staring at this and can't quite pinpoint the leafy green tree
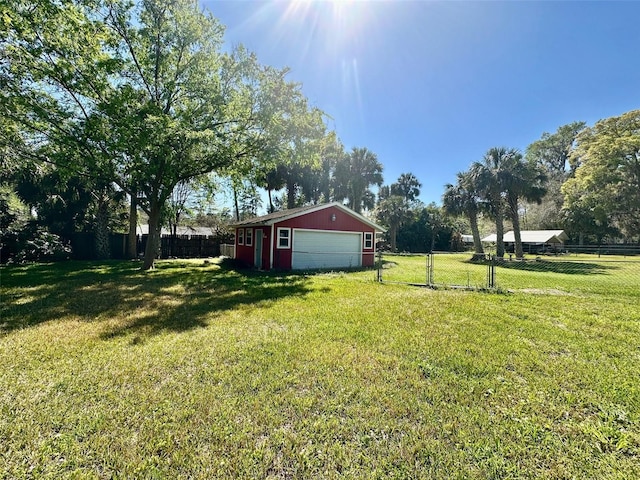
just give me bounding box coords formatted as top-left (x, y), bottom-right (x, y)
top-left (166, 180), bottom-right (193, 236)
top-left (442, 171), bottom-right (484, 257)
top-left (376, 173), bottom-right (422, 251)
top-left (394, 204), bottom-right (453, 253)
top-left (563, 109), bottom-right (640, 241)
top-left (9, 160), bottom-right (125, 259)
top-left (562, 200), bottom-right (618, 245)
top-left (2, 0), bottom-right (301, 269)
top-left (252, 85), bottom-right (329, 210)
top-left (526, 122), bottom-right (586, 175)
top-left (425, 203), bottom-right (446, 253)
top-left (333, 147), bottom-right (383, 213)
top-left (519, 174), bottom-right (564, 230)
top-left (224, 173), bottom-right (262, 221)
top-left (524, 122), bottom-right (586, 229)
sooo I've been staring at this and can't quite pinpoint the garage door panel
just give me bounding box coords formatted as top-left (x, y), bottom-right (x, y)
top-left (292, 230), bottom-right (362, 270)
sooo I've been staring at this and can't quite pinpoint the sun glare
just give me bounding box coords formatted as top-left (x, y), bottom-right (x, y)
top-left (281, 0), bottom-right (373, 56)
top-left (277, 0), bottom-right (375, 105)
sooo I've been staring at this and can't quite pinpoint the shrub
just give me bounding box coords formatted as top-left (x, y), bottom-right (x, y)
top-left (12, 222), bottom-right (71, 263)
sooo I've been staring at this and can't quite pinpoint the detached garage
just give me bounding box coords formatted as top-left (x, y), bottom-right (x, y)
top-left (231, 203), bottom-right (385, 271)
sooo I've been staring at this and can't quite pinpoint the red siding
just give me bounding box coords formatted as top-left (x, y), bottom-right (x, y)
top-left (235, 226), bottom-right (270, 269)
top-left (279, 206), bottom-right (368, 232)
top-left (235, 227), bottom-right (253, 267)
top-left (236, 206), bottom-right (378, 270)
top-left (273, 206), bottom-right (376, 269)
top-left (272, 228), bottom-right (292, 269)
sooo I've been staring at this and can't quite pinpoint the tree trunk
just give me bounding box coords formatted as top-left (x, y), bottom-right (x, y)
top-left (510, 198), bottom-right (524, 259)
top-left (233, 186), bottom-right (240, 221)
top-left (94, 198), bottom-right (110, 259)
top-left (286, 180), bottom-right (296, 209)
top-left (468, 212), bottom-right (484, 255)
top-left (495, 208), bottom-right (505, 258)
top-left (267, 188), bottom-right (274, 213)
top-left (142, 200), bottom-right (161, 270)
top-left (127, 195), bottom-right (137, 259)
top-left (350, 186), bottom-right (361, 213)
top-left (170, 221), bottom-right (176, 257)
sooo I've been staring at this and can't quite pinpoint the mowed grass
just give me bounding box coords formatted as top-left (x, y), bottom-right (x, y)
top-left (1, 258), bottom-right (639, 479)
top-left (380, 252), bottom-right (640, 297)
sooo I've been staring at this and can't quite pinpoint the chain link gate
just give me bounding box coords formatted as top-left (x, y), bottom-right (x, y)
top-left (377, 251), bottom-right (496, 289)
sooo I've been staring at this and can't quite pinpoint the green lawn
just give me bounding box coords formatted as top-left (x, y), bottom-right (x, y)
top-left (379, 252), bottom-right (640, 297)
top-left (1, 258), bottom-right (639, 478)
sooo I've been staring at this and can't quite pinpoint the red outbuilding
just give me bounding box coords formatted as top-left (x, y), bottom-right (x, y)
top-left (231, 202), bottom-right (385, 270)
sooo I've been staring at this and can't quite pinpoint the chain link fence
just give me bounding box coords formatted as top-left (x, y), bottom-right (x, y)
top-left (376, 249), bottom-right (640, 296)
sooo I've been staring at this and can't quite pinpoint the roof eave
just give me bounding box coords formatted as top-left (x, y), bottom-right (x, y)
top-left (230, 202), bottom-right (387, 232)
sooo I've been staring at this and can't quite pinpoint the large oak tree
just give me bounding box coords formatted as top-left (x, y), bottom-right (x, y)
top-left (563, 109), bottom-right (640, 241)
top-left (2, 0), bottom-right (305, 269)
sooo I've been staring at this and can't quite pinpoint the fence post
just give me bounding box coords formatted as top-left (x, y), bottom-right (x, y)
top-left (487, 255), bottom-right (496, 288)
top-left (426, 253), bottom-right (429, 286)
top-left (377, 250), bottom-right (382, 282)
top-left (426, 252), bottom-right (434, 286)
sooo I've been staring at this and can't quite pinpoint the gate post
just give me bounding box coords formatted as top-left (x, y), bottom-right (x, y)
top-left (376, 250), bottom-right (382, 282)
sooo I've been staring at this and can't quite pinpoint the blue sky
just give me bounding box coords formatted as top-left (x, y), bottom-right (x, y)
top-left (202, 0), bottom-right (640, 208)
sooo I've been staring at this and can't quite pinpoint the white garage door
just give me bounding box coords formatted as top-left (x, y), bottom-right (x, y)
top-left (292, 230), bottom-right (362, 270)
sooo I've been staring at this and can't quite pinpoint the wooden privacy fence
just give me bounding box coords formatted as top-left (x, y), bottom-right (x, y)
top-left (67, 233), bottom-right (224, 259)
top-left (68, 233), bottom-right (130, 260)
top-left (159, 235), bottom-right (221, 258)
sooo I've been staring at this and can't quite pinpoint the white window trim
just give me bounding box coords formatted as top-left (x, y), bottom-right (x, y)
top-left (364, 232), bottom-right (373, 249)
top-left (237, 228), bottom-right (244, 245)
top-left (277, 227), bottom-right (291, 249)
top-left (246, 228), bottom-right (253, 247)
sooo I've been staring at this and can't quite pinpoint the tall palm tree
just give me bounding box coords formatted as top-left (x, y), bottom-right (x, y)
top-left (472, 147), bottom-right (548, 259)
top-left (333, 147), bottom-right (383, 213)
top-left (391, 172), bottom-right (422, 202)
top-left (501, 156), bottom-right (547, 258)
top-left (257, 164), bottom-right (287, 213)
top-left (442, 170), bottom-right (484, 258)
top-left (471, 147), bottom-right (517, 258)
top-left (376, 195), bottom-right (410, 252)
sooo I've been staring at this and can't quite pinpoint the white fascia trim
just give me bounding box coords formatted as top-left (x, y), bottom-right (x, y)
top-left (292, 227), bottom-right (363, 235)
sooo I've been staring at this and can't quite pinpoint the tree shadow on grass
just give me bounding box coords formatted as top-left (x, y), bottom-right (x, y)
top-left (0, 259), bottom-right (313, 338)
top-left (493, 259), bottom-right (618, 275)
